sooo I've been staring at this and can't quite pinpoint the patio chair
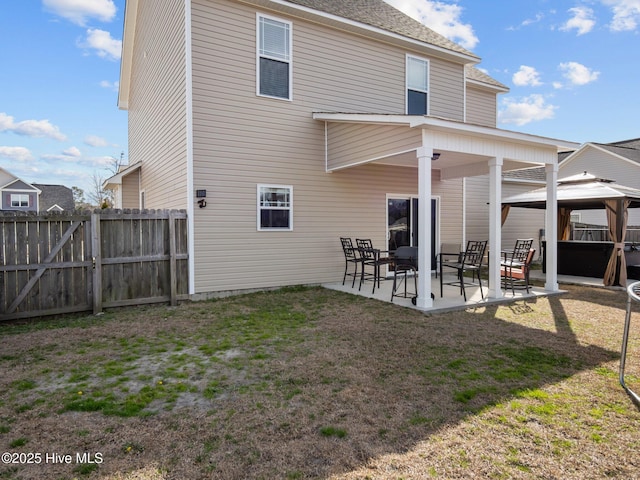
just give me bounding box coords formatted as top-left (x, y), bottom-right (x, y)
top-left (356, 238), bottom-right (393, 294)
top-left (340, 237), bottom-right (361, 287)
top-left (500, 238), bottom-right (534, 294)
top-left (435, 242), bottom-right (461, 278)
top-left (390, 246), bottom-right (418, 304)
top-left (501, 247), bottom-right (536, 294)
top-left (440, 240), bottom-right (487, 301)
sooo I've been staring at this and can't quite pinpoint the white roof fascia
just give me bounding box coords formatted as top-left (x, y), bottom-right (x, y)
top-left (466, 78), bottom-right (509, 93)
top-left (118, 0), bottom-right (139, 110)
top-left (1, 179), bottom-right (41, 193)
top-left (243, 0), bottom-right (479, 64)
top-left (103, 162), bottom-right (141, 188)
top-left (313, 112), bottom-right (580, 151)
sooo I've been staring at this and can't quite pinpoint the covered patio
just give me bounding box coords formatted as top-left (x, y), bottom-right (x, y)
top-left (314, 113), bottom-right (579, 310)
top-left (323, 273), bottom-right (554, 313)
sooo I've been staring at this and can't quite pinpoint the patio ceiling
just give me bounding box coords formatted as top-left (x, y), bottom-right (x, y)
top-left (313, 113), bottom-right (579, 179)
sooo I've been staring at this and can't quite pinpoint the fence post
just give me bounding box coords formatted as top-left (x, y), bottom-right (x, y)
top-left (91, 212), bottom-right (102, 314)
top-left (169, 210), bottom-right (177, 306)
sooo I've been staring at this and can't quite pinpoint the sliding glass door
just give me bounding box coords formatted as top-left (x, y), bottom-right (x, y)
top-left (387, 196), bottom-right (438, 270)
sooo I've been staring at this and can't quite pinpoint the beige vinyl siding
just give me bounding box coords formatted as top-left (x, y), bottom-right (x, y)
top-left (561, 147), bottom-right (640, 226)
top-left (430, 58), bottom-right (465, 121)
top-left (465, 176), bottom-right (544, 256)
top-left (121, 170), bottom-right (140, 209)
top-left (189, 0), bottom-right (474, 293)
top-left (326, 124), bottom-right (421, 170)
top-left (128, 0), bottom-right (187, 209)
top-left (466, 85), bottom-right (497, 127)
top-left (433, 175), bottom-right (465, 248)
top-left (501, 182), bottom-right (545, 258)
top-left (0, 171), bottom-right (15, 186)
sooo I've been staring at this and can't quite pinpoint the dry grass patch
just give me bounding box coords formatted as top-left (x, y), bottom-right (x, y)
top-left (0, 284), bottom-right (639, 479)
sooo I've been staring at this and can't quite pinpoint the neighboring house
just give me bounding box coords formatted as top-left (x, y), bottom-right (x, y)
top-left (104, 162), bottom-right (142, 209)
top-left (32, 184), bottom-right (75, 212)
top-left (486, 138), bottom-right (640, 250)
top-left (556, 138), bottom-right (640, 226)
top-left (111, 0), bottom-right (578, 308)
top-left (0, 167), bottom-right (74, 212)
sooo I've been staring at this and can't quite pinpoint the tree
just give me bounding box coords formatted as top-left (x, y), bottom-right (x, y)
top-left (72, 186), bottom-right (85, 206)
top-left (87, 172), bottom-right (114, 209)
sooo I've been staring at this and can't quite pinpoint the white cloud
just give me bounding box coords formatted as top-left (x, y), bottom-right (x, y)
top-left (99, 80), bottom-right (119, 91)
top-left (560, 7), bottom-right (596, 35)
top-left (558, 61), bottom-right (600, 86)
top-left (508, 12), bottom-right (545, 30)
top-left (84, 135), bottom-right (109, 147)
top-left (0, 112), bottom-right (67, 141)
top-left (82, 28), bottom-right (122, 60)
top-left (498, 94), bottom-right (557, 126)
top-left (384, 0), bottom-right (479, 49)
top-left (63, 146), bottom-right (82, 157)
top-left (512, 66), bottom-right (543, 87)
top-left (602, 0), bottom-right (640, 31)
top-left (0, 146), bottom-right (34, 162)
top-left (43, 0), bottom-right (117, 27)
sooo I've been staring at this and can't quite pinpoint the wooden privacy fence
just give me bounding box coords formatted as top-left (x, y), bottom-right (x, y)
top-left (0, 210), bottom-right (189, 321)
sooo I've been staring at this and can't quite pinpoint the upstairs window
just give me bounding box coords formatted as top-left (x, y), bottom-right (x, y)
top-left (257, 15), bottom-right (292, 100)
top-left (406, 55), bottom-right (429, 115)
top-left (258, 184), bottom-right (292, 230)
top-left (10, 194), bottom-right (29, 207)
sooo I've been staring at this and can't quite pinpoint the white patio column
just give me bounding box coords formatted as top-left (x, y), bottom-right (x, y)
top-left (488, 156), bottom-right (504, 299)
top-left (416, 142), bottom-right (433, 309)
top-left (545, 163), bottom-right (559, 291)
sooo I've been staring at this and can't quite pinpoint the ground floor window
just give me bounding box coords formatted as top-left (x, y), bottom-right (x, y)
top-left (257, 184), bottom-right (292, 230)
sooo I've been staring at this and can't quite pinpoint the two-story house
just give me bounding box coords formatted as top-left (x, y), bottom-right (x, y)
top-left (0, 167), bottom-right (74, 212)
top-left (112, 0), bottom-right (578, 308)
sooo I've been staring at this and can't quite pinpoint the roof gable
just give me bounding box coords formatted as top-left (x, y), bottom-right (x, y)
top-left (2, 179), bottom-right (40, 191)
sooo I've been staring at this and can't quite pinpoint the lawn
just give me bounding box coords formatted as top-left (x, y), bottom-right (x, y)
top-left (0, 284), bottom-right (639, 479)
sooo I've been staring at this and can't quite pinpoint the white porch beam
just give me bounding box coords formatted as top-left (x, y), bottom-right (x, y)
top-left (416, 135), bottom-right (433, 309)
top-left (545, 163), bottom-right (559, 291)
top-left (488, 157), bottom-right (504, 299)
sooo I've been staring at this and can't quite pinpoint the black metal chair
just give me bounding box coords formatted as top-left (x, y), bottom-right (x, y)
top-left (340, 237), bottom-right (361, 287)
top-left (356, 238), bottom-right (393, 293)
top-left (435, 243), bottom-right (461, 279)
top-left (440, 240), bottom-right (487, 301)
top-left (390, 246), bottom-right (418, 304)
top-left (500, 238), bottom-right (534, 294)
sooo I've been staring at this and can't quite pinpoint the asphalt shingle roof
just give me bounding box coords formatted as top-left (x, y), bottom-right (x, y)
top-left (284, 0), bottom-right (479, 60)
top-left (33, 184), bottom-right (75, 211)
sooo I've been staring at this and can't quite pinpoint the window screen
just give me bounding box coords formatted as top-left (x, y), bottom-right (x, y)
top-left (258, 16), bottom-right (291, 100)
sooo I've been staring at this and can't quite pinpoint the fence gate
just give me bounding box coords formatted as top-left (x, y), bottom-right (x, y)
top-left (0, 210), bottom-right (188, 321)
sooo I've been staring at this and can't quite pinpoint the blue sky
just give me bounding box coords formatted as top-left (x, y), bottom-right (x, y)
top-left (1, 0), bottom-right (639, 195)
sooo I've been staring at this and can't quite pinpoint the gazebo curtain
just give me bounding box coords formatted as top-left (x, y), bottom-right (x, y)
top-left (603, 199), bottom-right (630, 286)
top-left (558, 208), bottom-right (572, 241)
top-left (501, 205), bottom-right (510, 226)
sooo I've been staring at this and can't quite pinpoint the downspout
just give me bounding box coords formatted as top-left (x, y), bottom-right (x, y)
top-left (185, 0), bottom-right (196, 295)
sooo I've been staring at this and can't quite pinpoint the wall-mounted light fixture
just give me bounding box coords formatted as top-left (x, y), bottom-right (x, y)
top-left (431, 152), bottom-right (441, 161)
top-left (196, 189), bottom-right (207, 208)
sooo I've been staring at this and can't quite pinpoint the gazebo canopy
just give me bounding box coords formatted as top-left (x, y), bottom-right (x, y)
top-left (502, 171), bottom-right (640, 287)
top-left (503, 172), bottom-right (640, 210)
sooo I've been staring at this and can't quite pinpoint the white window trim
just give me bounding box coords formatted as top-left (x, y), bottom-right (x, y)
top-left (10, 193), bottom-right (30, 208)
top-left (256, 13), bottom-right (293, 101)
top-left (257, 184), bottom-right (293, 231)
top-left (405, 54), bottom-right (430, 115)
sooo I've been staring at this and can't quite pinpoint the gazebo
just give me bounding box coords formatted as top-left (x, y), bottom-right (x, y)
top-left (503, 172), bottom-right (640, 286)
